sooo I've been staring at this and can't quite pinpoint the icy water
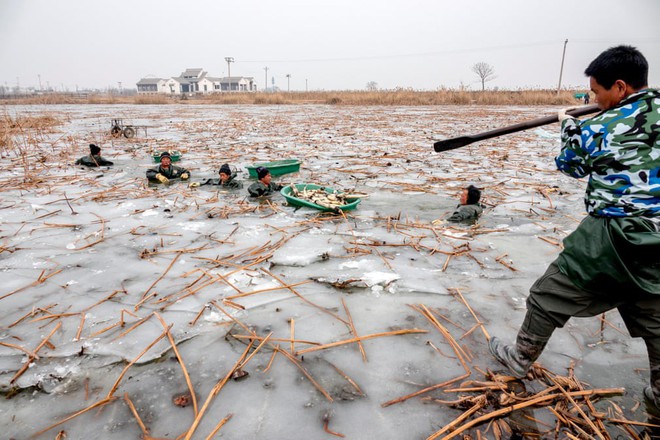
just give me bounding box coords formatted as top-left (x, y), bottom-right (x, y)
top-left (0, 104), bottom-right (653, 439)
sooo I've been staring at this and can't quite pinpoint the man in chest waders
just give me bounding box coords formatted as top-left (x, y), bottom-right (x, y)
top-left (489, 45), bottom-right (660, 412)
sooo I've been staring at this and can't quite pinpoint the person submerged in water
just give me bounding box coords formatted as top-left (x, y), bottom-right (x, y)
top-left (75, 144), bottom-right (113, 167)
top-left (247, 166), bottom-right (283, 197)
top-left (447, 185), bottom-right (483, 223)
top-left (199, 163), bottom-right (243, 189)
top-left (146, 152), bottom-right (190, 184)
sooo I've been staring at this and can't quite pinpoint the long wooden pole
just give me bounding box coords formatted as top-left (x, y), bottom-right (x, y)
top-left (433, 104), bottom-right (599, 153)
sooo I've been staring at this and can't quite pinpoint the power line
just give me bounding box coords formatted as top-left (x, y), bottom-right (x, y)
top-left (238, 41), bottom-right (563, 64)
top-left (569, 37), bottom-right (660, 43)
top-left (238, 37), bottom-right (660, 65)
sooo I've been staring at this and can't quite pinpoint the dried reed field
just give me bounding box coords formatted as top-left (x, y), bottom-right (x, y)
top-left (0, 104), bottom-right (656, 439)
top-left (1, 89), bottom-right (586, 106)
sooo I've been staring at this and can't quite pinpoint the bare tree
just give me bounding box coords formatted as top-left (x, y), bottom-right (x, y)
top-left (472, 62), bottom-right (496, 91)
top-left (366, 81), bottom-right (378, 91)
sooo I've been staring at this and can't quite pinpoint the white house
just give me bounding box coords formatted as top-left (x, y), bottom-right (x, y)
top-left (136, 77), bottom-right (169, 94)
top-left (137, 68), bottom-right (256, 95)
top-left (164, 78), bottom-right (182, 95)
top-left (216, 76), bottom-right (257, 92)
top-left (174, 68), bottom-right (206, 94)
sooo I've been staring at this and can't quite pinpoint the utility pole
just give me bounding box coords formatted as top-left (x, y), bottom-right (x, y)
top-left (38, 74), bottom-right (42, 92)
top-left (264, 66), bottom-right (269, 91)
top-left (286, 74), bottom-right (291, 92)
top-left (556, 39), bottom-right (568, 95)
top-left (225, 57), bottom-right (234, 91)
top-left (305, 78), bottom-right (308, 92)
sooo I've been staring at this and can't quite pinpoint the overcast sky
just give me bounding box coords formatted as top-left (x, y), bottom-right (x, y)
top-left (1, 0), bottom-right (659, 92)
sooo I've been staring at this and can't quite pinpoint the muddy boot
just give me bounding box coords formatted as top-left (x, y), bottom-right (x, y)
top-left (489, 331), bottom-right (548, 379)
top-left (644, 364), bottom-right (660, 418)
top-left (645, 387), bottom-right (659, 412)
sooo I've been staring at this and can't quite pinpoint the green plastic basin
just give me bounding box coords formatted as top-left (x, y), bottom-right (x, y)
top-left (247, 159), bottom-right (301, 178)
top-left (152, 150), bottom-right (182, 163)
top-left (280, 183), bottom-right (361, 212)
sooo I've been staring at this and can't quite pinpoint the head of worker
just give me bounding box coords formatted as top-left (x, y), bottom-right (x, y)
top-left (256, 166), bottom-right (271, 184)
top-left (585, 45), bottom-right (648, 111)
top-left (219, 163), bottom-right (232, 183)
top-left (89, 144), bottom-right (101, 155)
top-left (460, 185), bottom-right (481, 206)
top-left (160, 151), bottom-right (172, 168)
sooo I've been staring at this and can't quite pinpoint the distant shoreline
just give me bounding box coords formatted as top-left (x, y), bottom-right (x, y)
top-left (0, 90), bottom-right (589, 106)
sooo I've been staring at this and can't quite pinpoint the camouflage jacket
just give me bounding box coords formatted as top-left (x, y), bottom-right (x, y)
top-left (201, 174), bottom-right (243, 189)
top-left (146, 164), bottom-right (190, 181)
top-left (555, 88), bottom-right (660, 218)
top-left (447, 204), bottom-right (483, 223)
top-left (248, 181), bottom-right (283, 197)
top-left (75, 154), bottom-right (113, 167)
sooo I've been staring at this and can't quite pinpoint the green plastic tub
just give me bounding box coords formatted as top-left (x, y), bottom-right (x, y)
top-left (152, 150), bottom-right (182, 163)
top-left (246, 159), bottom-right (301, 178)
top-left (281, 183), bottom-right (361, 212)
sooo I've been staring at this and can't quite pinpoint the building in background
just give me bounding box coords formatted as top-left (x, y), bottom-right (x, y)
top-left (136, 77), bottom-right (169, 94)
top-left (218, 76), bottom-right (256, 92)
top-left (137, 68), bottom-right (256, 95)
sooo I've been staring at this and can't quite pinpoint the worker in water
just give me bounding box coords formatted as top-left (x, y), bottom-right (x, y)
top-left (146, 151), bottom-right (190, 184)
top-left (75, 144), bottom-right (113, 167)
top-left (247, 166), bottom-right (283, 197)
top-left (199, 163), bottom-right (243, 189)
top-left (447, 185), bottom-right (483, 224)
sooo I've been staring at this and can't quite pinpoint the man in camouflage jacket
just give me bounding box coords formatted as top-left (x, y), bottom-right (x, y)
top-left (489, 46), bottom-right (660, 411)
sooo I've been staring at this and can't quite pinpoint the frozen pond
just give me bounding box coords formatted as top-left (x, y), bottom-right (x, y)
top-left (0, 104), bottom-right (653, 439)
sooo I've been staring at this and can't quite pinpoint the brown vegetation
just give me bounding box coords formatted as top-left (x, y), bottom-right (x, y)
top-left (0, 112), bottom-right (62, 148)
top-left (0, 89), bottom-right (585, 106)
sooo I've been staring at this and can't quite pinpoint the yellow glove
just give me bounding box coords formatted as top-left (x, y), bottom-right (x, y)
top-left (189, 182), bottom-right (200, 188)
top-left (155, 173), bottom-right (169, 184)
top-left (181, 173), bottom-right (189, 180)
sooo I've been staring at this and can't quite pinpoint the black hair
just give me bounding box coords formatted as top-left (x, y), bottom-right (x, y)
top-left (256, 166), bottom-right (270, 179)
top-left (584, 45), bottom-right (648, 89)
top-left (466, 185), bottom-right (481, 205)
top-left (89, 144), bottom-right (101, 155)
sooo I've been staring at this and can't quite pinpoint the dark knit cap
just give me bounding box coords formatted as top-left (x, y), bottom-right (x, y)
top-left (219, 164), bottom-right (231, 175)
top-left (466, 185), bottom-right (481, 204)
top-left (160, 151), bottom-right (171, 159)
top-left (89, 144), bottom-right (101, 155)
top-left (256, 166), bottom-right (269, 179)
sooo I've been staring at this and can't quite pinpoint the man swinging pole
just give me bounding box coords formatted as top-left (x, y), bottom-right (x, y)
top-left (488, 45), bottom-right (660, 410)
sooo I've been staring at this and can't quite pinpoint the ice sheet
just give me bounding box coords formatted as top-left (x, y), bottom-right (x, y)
top-left (0, 104), bottom-right (649, 439)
